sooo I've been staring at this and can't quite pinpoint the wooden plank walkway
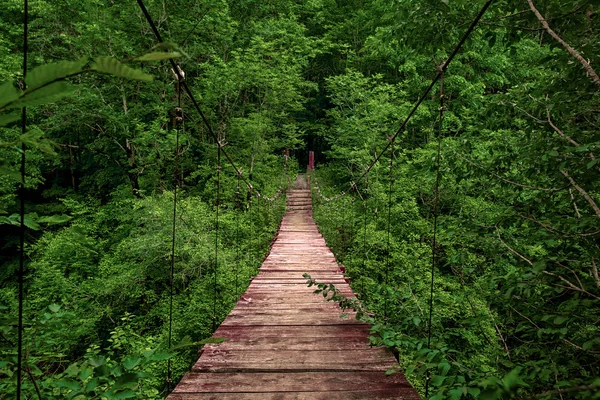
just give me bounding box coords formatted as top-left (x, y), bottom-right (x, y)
top-left (169, 177), bottom-right (420, 399)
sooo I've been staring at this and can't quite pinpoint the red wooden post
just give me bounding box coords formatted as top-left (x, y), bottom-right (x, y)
top-left (307, 151), bottom-right (315, 185)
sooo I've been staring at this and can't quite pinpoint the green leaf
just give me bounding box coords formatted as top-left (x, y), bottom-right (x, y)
top-left (79, 366), bottom-right (93, 381)
top-left (0, 82), bottom-right (20, 109)
top-left (37, 214), bottom-right (73, 225)
top-left (0, 112), bottom-right (21, 127)
top-left (116, 372), bottom-right (139, 386)
top-left (85, 377), bottom-right (99, 393)
top-left (113, 389), bottom-right (136, 399)
top-left (92, 57), bottom-right (153, 81)
top-left (431, 375), bottom-right (446, 387)
top-left (146, 351), bottom-right (175, 361)
top-left (503, 368), bottom-right (529, 389)
top-left (55, 378), bottom-right (81, 391)
top-left (26, 57), bottom-right (88, 91)
top-left (197, 337), bottom-right (227, 345)
top-left (48, 304), bottom-right (61, 313)
top-left (438, 361), bottom-right (451, 376)
top-left (448, 388), bottom-right (465, 400)
top-left (20, 129), bottom-right (59, 155)
top-left (9, 82), bottom-right (76, 109)
top-left (122, 356), bottom-right (142, 370)
top-left (553, 315), bottom-right (568, 325)
top-left (24, 214), bottom-right (41, 230)
top-left (587, 159), bottom-right (598, 169)
top-left (88, 356), bottom-right (106, 368)
top-left (134, 52), bottom-right (182, 61)
top-left (1, 213), bottom-right (40, 229)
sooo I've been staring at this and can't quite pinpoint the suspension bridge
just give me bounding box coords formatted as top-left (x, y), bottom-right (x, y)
top-left (168, 175), bottom-right (420, 399)
top-left (9, 0), bottom-right (502, 398)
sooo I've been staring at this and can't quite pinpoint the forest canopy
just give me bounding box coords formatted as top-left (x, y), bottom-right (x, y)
top-left (1, 0), bottom-right (599, 399)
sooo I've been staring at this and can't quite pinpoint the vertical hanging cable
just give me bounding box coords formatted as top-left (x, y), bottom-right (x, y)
top-left (235, 172), bottom-right (241, 298)
top-left (341, 195), bottom-right (346, 264)
top-left (166, 70), bottom-right (183, 393)
top-left (361, 179), bottom-right (368, 296)
top-left (425, 70), bottom-right (445, 399)
top-left (213, 144), bottom-right (221, 331)
top-left (17, 2), bottom-right (28, 398)
top-left (256, 194), bottom-right (261, 273)
top-left (384, 139), bottom-right (395, 319)
top-left (249, 188), bottom-right (254, 273)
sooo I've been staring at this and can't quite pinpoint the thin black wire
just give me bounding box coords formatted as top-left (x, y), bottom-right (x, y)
top-left (425, 71), bottom-right (445, 399)
top-left (256, 195), bottom-right (261, 274)
top-left (361, 185), bottom-right (368, 297)
top-left (136, 0), bottom-right (259, 197)
top-left (213, 145), bottom-right (221, 331)
top-left (349, 0), bottom-right (494, 192)
top-left (180, 6), bottom-right (208, 47)
top-left (166, 76), bottom-right (182, 393)
top-left (384, 139), bottom-right (394, 319)
top-left (341, 196), bottom-right (346, 264)
top-left (17, 1), bottom-right (28, 398)
top-left (235, 173), bottom-right (241, 298)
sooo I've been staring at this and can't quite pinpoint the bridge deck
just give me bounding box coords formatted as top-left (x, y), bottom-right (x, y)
top-left (168, 181), bottom-right (420, 399)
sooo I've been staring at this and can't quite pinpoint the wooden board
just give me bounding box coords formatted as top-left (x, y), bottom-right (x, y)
top-left (168, 180), bottom-right (420, 399)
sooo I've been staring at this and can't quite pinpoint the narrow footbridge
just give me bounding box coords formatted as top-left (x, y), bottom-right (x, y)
top-left (169, 179), bottom-right (420, 399)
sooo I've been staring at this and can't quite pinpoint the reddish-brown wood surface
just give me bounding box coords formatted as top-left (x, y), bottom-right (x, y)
top-left (168, 177), bottom-right (420, 399)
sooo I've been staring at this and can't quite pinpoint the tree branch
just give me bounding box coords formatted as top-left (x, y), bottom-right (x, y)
top-left (592, 257), bottom-right (600, 289)
top-left (527, 0), bottom-right (600, 89)
top-left (561, 170), bottom-right (600, 219)
top-left (496, 227), bottom-right (534, 266)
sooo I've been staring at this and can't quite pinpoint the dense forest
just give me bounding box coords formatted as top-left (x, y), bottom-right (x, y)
top-left (1, 0), bottom-right (599, 398)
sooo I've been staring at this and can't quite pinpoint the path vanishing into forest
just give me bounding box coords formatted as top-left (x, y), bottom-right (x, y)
top-left (168, 175), bottom-right (420, 399)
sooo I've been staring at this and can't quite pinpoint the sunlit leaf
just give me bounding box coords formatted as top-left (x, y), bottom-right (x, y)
top-left (122, 356), bottom-right (142, 370)
top-left (37, 214), bottom-right (73, 225)
top-left (92, 57), bottom-right (153, 81)
top-left (134, 52), bottom-right (182, 61)
top-left (26, 57), bottom-right (88, 91)
top-left (9, 81), bottom-right (76, 109)
top-left (0, 82), bottom-right (20, 109)
top-left (0, 112), bottom-right (21, 127)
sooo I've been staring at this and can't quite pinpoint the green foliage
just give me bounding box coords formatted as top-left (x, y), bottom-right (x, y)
top-left (2, 0), bottom-right (599, 398)
top-left (91, 57), bottom-right (153, 82)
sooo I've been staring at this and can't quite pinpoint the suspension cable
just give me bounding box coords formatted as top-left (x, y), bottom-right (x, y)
top-left (17, 1), bottom-right (28, 398)
top-left (425, 70), bottom-right (445, 399)
top-left (360, 177), bottom-right (369, 297)
top-left (235, 172), bottom-right (241, 299)
top-left (341, 195), bottom-right (347, 264)
top-left (136, 0), bottom-right (261, 197)
top-left (345, 0), bottom-right (494, 193)
top-left (213, 145), bottom-right (221, 331)
top-left (166, 72), bottom-right (183, 392)
top-left (384, 139), bottom-right (395, 319)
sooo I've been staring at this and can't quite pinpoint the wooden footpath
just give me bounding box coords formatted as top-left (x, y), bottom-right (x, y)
top-left (168, 179), bottom-right (420, 399)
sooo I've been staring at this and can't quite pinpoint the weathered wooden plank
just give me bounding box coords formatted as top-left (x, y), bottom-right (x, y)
top-left (213, 324), bottom-right (371, 339)
top-left (172, 372), bottom-right (413, 393)
top-left (169, 389), bottom-right (419, 400)
top-left (227, 308), bottom-right (356, 318)
top-left (193, 349), bottom-right (396, 372)
top-left (220, 314), bottom-right (358, 326)
top-left (201, 336), bottom-right (371, 351)
top-left (233, 295), bottom-right (356, 305)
